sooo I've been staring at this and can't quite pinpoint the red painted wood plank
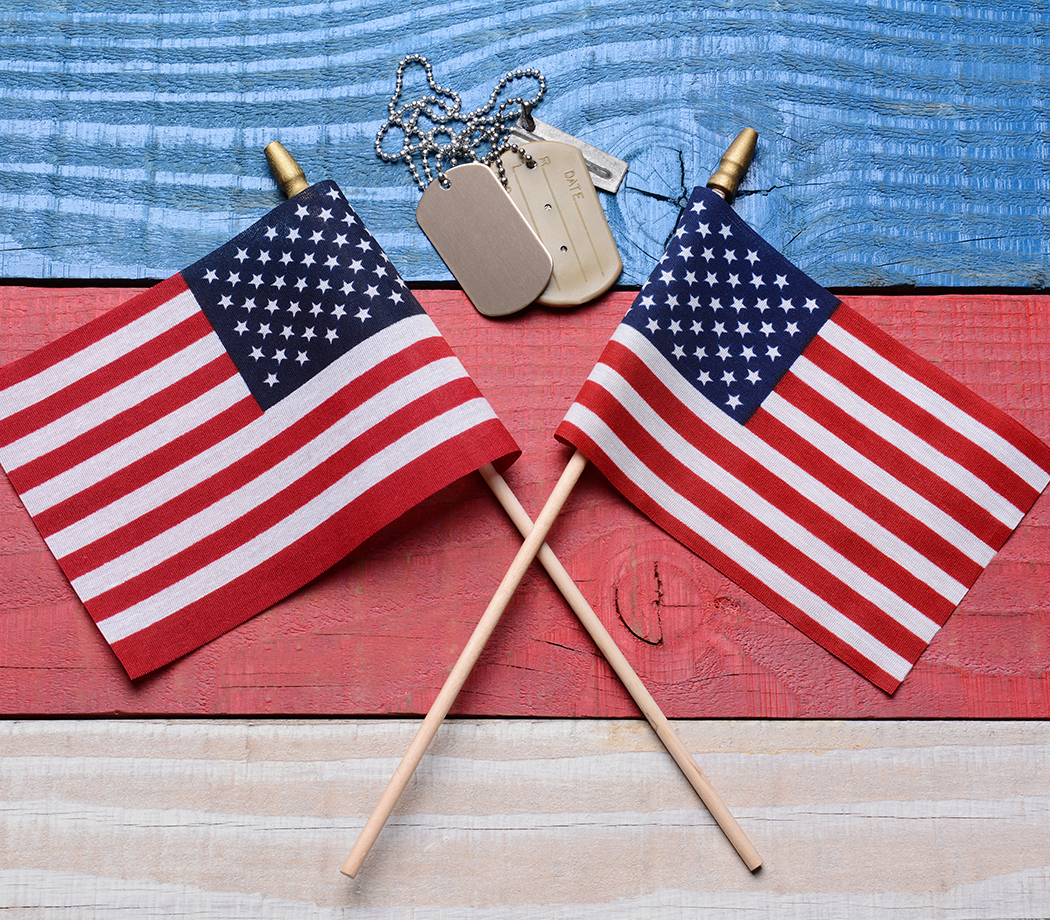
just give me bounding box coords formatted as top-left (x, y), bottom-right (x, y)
top-left (0, 286), bottom-right (1047, 717)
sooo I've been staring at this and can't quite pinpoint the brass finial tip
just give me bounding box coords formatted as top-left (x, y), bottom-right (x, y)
top-left (706, 127), bottom-right (758, 201)
top-left (265, 141), bottom-right (309, 198)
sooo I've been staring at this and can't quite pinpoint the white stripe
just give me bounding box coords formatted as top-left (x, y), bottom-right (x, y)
top-left (587, 361), bottom-right (940, 643)
top-left (764, 391), bottom-right (997, 567)
top-left (72, 354), bottom-right (469, 599)
top-left (615, 327), bottom-right (970, 604)
top-left (96, 397), bottom-right (497, 643)
top-left (46, 313), bottom-right (443, 557)
top-left (564, 401), bottom-right (913, 683)
top-left (0, 331), bottom-right (222, 475)
top-left (791, 356), bottom-right (1024, 527)
top-left (0, 289), bottom-right (199, 420)
top-left (820, 318), bottom-right (1050, 491)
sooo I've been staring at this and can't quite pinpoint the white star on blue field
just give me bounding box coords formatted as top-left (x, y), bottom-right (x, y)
top-left (184, 180), bottom-right (424, 410)
top-left (621, 186), bottom-right (840, 424)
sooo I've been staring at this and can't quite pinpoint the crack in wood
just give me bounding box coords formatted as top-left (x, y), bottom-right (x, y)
top-left (614, 560), bottom-right (664, 647)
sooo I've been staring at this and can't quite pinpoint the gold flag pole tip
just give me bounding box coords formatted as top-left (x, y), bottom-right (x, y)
top-left (265, 141), bottom-right (310, 198)
top-left (706, 128), bottom-right (758, 201)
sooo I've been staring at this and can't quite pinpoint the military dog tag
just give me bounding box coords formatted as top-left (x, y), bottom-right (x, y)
top-left (498, 141), bottom-right (622, 307)
top-left (417, 162), bottom-right (553, 317)
top-left (509, 115), bottom-right (629, 193)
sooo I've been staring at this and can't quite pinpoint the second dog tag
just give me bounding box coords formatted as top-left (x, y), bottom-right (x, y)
top-left (498, 141), bottom-right (622, 307)
top-left (416, 162), bottom-right (553, 318)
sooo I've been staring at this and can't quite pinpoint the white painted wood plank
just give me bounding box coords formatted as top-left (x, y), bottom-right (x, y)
top-left (0, 719), bottom-right (1047, 917)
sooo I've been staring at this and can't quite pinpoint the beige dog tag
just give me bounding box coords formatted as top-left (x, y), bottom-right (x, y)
top-left (416, 162), bottom-right (553, 318)
top-left (498, 141), bottom-right (622, 307)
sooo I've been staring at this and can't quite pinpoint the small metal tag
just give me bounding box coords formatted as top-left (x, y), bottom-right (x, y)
top-left (416, 163), bottom-right (553, 317)
top-left (498, 141), bottom-right (622, 307)
top-left (509, 116), bottom-right (629, 194)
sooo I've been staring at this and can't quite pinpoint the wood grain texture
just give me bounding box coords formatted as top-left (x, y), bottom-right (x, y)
top-left (1, 0), bottom-right (1047, 287)
top-left (0, 718), bottom-right (1047, 917)
top-left (0, 285), bottom-right (1047, 717)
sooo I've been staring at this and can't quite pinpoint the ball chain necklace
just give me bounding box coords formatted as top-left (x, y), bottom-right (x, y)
top-left (376, 54), bottom-right (623, 317)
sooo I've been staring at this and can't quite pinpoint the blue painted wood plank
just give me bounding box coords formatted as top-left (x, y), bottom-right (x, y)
top-left (0, 0), bottom-right (1047, 287)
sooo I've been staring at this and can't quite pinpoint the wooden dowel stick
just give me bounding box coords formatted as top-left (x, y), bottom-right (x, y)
top-left (478, 463), bottom-right (761, 871)
top-left (341, 449), bottom-right (589, 878)
top-left (269, 138), bottom-right (761, 875)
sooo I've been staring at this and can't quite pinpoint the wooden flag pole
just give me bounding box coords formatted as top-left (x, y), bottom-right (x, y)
top-left (342, 126), bottom-right (764, 875)
top-left (344, 451), bottom-right (761, 876)
top-left (344, 450), bottom-right (762, 876)
top-left (478, 462), bottom-right (763, 871)
top-left (341, 448), bottom-right (590, 878)
top-left (265, 137), bottom-right (762, 876)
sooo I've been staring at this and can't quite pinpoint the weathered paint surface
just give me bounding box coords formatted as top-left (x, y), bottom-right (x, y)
top-left (0, 719), bottom-right (1047, 916)
top-left (1, 1), bottom-right (1047, 287)
top-left (0, 286), bottom-right (1046, 717)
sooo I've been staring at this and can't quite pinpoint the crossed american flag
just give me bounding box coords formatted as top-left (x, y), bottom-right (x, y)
top-left (0, 180), bottom-right (518, 678)
top-left (558, 185), bottom-right (1050, 693)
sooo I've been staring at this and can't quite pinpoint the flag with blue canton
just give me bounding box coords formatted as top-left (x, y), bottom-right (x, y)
top-left (621, 190), bottom-right (840, 424)
top-left (558, 185), bottom-right (1050, 693)
top-left (0, 179), bottom-right (519, 679)
top-left (185, 181), bottom-right (422, 411)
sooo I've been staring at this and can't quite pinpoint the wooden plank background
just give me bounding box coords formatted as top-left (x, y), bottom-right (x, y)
top-left (3, 3), bottom-right (1050, 913)
top-left (1, 285), bottom-right (1046, 718)
top-left (0, 718), bottom-right (1047, 917)
top-left (2, 0), bottom-right (1047, 288)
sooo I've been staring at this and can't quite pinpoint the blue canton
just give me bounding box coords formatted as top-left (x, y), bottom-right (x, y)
top-left (184, 180), bottom-right (424, 411)
top-left (622, 186), bottom-right (840, 424)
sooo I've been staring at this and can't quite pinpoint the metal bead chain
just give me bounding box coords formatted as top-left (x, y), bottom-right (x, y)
top-left (375, 54), bottom-right (546, 192)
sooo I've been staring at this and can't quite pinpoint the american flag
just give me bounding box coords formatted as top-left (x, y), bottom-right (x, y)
top-left (0, 180), bottom-right (519, 679)
top-left (557, 186), bottom-right (1050, 692)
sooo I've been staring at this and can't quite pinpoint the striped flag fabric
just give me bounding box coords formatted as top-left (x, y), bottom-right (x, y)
top-left (0, 180), bottom-right (519, 679)
top-left (556, 185), bottom-right (1050, 692)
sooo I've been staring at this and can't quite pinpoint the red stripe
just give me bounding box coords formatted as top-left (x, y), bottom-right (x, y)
top-left (747, 405), bottom-right (983, 601)
top-left (0, 309), bottom-right (215, 449)
top-left (33, 393), bottom-right (260, 538)
top-left (774, 372), bottom-right (1012, 549)
top-left (556, 417), bottom-right (903, 694)
top-left (832, 305), bottom-right (1050, 475)
top-left (7, 355), bottom-right (238, 494)
top-left (78, 374), bottom-right (484, 616)
top-left (602, 341), bottom-right (958, 619)
top-left (805, 333), bottom-right (1037, 511)
top-left (103, 417), bottom-right (517, 680)
top-left (0, 275), bottom-right (190, 393)
top-left (569, 375), bottom-right (931, 666)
